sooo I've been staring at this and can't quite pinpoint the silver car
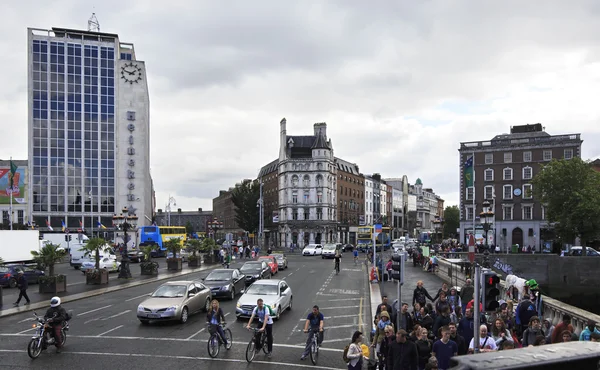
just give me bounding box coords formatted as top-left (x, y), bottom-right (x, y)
top-left (137, 280), bottom-right (212, 324)
top-left (235, 279), bottom-right (293, 320)
top-left (271, 253), bottom-right (288, 270)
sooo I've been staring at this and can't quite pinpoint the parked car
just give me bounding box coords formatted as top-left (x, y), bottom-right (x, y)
top-left (302, 244), bottom-right (323, 256)
top-left (167, 248), bottom-right (192, 262)
top-left (342, 244), bottom-right (354, 252)
top-left (258, 256), bottom-right (279, 275)
top-left (0, 265), bottom-right (45, 288)
top-left (136, 280), bottom-right (212, 324)
top-left (127, 247), bottom-right (146, 263)
top-left (567, 247), bottom-right (600, 256)
top-left (240, 261), bottom-right (271, 286)
top-left (271, 253), bottom-right (288, 270)
top-left (80, 257), bottom-right (121, 273)
top-left (321, 243), bottom-right (340, 259)
top-left (202, 268), bottom-right (246, 300)
top-left (235, 279), bottom-right (293, 320)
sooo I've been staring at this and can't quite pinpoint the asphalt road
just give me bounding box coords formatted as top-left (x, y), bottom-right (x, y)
top-left (0, 253), bottom-right (369, 370)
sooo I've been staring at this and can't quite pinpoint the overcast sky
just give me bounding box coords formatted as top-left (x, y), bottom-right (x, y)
top-left (1, 1), bottom-right (600, 212)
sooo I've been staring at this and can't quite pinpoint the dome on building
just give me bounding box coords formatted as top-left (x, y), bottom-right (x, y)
top-left (415, 178), bottom-right (423, 185)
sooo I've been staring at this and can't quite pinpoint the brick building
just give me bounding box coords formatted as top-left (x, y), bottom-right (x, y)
top-left (459, 123), bottom-right (582, 251)
top-left (257, 160), bottom-right (279, 246)
top-left (154, 208), bottom-right (212, 234)
top-left (336, 158), bottom-right (364, 244)
top-left (212, 189), bottom-right (241, 236)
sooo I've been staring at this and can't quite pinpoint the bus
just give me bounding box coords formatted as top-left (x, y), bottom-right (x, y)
top-left (356, 226), bottom-right (392, 251)
top-left (139, 226), bottom-right (187, 257)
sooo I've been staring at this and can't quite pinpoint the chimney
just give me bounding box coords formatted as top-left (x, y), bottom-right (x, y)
top-left (177, 208), bottom-right (182, 213)
top-left (279, 117), bottom-right (287, 161)
top-left (198, 208), bottom-right (202, 212)
top-left (313, 122), bottom-right (327, 139)
top-left (157, 209), bottom-right (162, 213)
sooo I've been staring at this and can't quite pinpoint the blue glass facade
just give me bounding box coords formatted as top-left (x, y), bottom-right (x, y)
top-left (31, 38), bottom-right (115, 229)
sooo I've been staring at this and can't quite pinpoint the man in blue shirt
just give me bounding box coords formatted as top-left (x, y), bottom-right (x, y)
top-left (300, 305), bottom-right (324, 360)
top-left (247, 298), bottom-right (274, 357)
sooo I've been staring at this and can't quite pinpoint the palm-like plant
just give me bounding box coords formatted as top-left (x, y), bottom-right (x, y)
top-left (31, 242), bottom-right (66, 277)
top-left (201, 238), bottom-right (217, 262)
top-left (79, 237), bottom-right (108, 270)
top-left (165, 238), bottom-right (182, 260)
top-left (186, 239), bottom-right (202, 261)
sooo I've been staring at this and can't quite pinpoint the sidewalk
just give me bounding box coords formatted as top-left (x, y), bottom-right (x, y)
top-left (0, 262), bottom-right (220, 319)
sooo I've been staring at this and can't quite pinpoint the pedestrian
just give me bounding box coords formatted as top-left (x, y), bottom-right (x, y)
top-left (223, 250), bottom-right (231, 269)
top-left (14, 270), bottom-right (31, 306)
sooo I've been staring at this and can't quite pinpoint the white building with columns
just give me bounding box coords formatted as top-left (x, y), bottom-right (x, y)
top-left (277, 119), bottom-right (338, 248)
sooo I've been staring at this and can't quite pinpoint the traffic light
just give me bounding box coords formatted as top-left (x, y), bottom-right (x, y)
top-left (483, 272), bottom-right (500, 311)
top-left (391, 253), bottom-right (404, 283)
top-left (65, 234), bottom-right (72, 242)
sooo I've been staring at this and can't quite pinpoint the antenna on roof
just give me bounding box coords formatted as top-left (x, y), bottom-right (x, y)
top-left (88, 12), bottom-right (100, 32)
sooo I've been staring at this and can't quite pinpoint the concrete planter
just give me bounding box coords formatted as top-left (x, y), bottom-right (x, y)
top-left (167, 259), bottom-right (182, 271)
top-left (188, 259), bottom-right (201, 268)
top-left (39, 276), bottom-right (67, 294)
top-left (140, 262), bottom-right (159, 276)
top-left (86, 269), bottom-right (109, 285)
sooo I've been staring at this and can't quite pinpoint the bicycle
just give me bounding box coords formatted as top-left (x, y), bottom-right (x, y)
top-left (307, 329), bottom-right (321, 365)
top-left (245, 327), bottom-right (268, 363)
top-left (207, 323), bottom-right (232, 358)
top-left (334, 261), bottom-right (340, 274)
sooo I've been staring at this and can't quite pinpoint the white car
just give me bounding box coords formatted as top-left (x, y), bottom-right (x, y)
top-left (302, 244), bottom-right (323, 256)
top-left (321, 244), bottom-right (339, 259)
top-left (235, 279), bottom-right (293, 320)
top-left (80, 257), bottom-right (121, 273)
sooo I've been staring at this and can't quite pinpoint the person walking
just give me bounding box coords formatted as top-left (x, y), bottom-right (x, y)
top-left (13, 270), bottom-right (31, 306)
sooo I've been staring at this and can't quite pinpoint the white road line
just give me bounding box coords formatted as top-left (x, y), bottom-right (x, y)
top-left (297, 324), bottom-right (355, 331)
top-left (125, 293), bottom-right (150, 302)
top-left (322, 338), bottom-right (354, 344)
top-left (298, 314), bottom-right (357, 321)
top-left (17, 317), bottom-right (33, 323)
top-left (77, 305), bottom-right (113, 316)
top-left (186, 327), bottom-right (205, 340)
top-left (317, 305), bottom-right (360, 310)
top-left (96, 325), bottom-right (124, 337)
top-left (324, 298), bottom-right (361, 302)
top-left (0, 334), bottom-right (343, 353)
top-left (67, 282), bottom-right (86, 287)
top-left (102, 310), bottom-right (131, 320)
top-left (84, 317), bottom-right (103, 324)
top-left (0, 349), bottom-right (345, 369)
top-left (16, 327), bottom-right (36, 334)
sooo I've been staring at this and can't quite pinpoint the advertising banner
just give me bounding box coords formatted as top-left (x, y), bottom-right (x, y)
top-left (272, 211), bottom-right (279, 223)
top-left (358, 215), bottom-right (366, 226)
top-left (0, 166), bottom-right (27, 204)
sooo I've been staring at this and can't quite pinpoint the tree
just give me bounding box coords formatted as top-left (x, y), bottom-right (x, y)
top-left (185, 221), bottom-right (194, 235)
top-left (443, 205), bottom-right (460, 238)
top-left (532, 158), bottom-right (600, 255)
top-left (79, 237), bottom-right (108, 270)
top-left (230, 179), bottom-right (260, 233)
top-left (31, 242), bottom-right (66, 277)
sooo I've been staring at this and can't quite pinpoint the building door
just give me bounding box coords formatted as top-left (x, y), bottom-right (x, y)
top-left (512, 227), bottom-right (523, 248)
top-left (316, 233), bottom-right (322, 244)
top-left (292, 232), bottom-right (298, 245)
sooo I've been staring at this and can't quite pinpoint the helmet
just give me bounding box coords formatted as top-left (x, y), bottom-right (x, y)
top-left (50, 297), bottom-right (61, 308)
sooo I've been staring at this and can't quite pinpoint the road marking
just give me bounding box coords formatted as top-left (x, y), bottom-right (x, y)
top-left (318, 305), bottom-right (360, 310)
top-left (0, 334), bottom-right (343, 353)
top-left (316, 293), bottom-right (336, 296)
top-left (298, 314), bottom-right (357, 321)
top-left (324, 298), bottom-right (361, 302)
top-left (295, 337), bottom-right (352, 346)
top-left (96, 325), bottom-right (124, 337)
top-left (102, 310), bottom-right (131, 320)
top-left (297, 324), bottom-right (356, 331)
top-left (84, 317), bottom-right (103, 324)
top-left (0, 349), bottom-right (344, 369)
top-left (186, 327), bottom-right (206, 340)
top-left (328, 289), bottom-right (360, 295)
top-left (344, 269), bottom-right (363, 272)
top-left (125, 293), bottom-right (150, 302)
top-left (358, 297), bottom-right (364, 332)
top-left (67, 282), bottom-right (86, 287)
top-left (17, 317), bottom-right (33, 323)
top-left (16, 327), bottom-right (36, 334)
top-left (77, 305), bottom-right (113, 316)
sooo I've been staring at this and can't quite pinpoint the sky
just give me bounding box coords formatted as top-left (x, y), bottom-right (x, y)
top-left (1, 1), bottom-right (600, 212)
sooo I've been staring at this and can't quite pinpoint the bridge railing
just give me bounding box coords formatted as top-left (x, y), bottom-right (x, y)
top-left (434, 257), bottom-right (600, 336)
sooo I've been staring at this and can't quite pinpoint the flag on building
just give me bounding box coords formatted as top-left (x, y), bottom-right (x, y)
top-left (464, 155), bottom-right (474, 188)
top-left (46, 220), bottom-right (54, 231)
top-left (61, 220), bottom-right (66, 232)
top-left (79, 220), bottom-right (84, 230)
top-left (27, 221), bottom-right (34, 230)
top-left (8, 160), bottom-right (18, 192)
top-left (97, 221), bottom-right (107, 229)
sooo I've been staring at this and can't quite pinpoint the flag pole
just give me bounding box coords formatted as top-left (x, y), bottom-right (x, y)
top-left (9, 157), bottom-right (13, 230)
top-left (472, 152), bottom-right (476, 243)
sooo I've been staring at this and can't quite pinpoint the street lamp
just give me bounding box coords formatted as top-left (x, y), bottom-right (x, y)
top-left (479, 200), bottom-right (494, 268)
top-left (432, 218), bottom-right (441, 243)
top-left (113, 207), bottom-right (138, 279)
top-left (207, 219), bottom-right (223, 242)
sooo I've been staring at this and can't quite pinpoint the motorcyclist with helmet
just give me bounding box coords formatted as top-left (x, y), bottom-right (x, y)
top-left (44, 296), bottom-right (67, 353)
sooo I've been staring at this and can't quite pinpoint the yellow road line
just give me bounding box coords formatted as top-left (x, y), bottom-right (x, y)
top-left (358, 296), bottom-right (363, 332)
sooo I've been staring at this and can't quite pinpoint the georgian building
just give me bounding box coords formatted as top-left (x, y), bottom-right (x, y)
top-left (336, 159), bottom-right (364, 244)
top-left (277, 119), bottom-right (338, 248)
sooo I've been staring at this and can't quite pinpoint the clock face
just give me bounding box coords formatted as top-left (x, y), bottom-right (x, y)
top-left (513, 188), bottom-right (522, 196)
top-left (121, 62), bottom-right (142, 84)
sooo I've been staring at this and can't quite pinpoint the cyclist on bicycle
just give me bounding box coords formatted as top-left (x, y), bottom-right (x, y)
top-left (206, 299), bottom-right (228, 348)
top-left (334, 250), bottom-right (341, 272)
top-left (300, 305), bottom-right (324, 360)
top-left (246, 298), bottom-right (273, 358)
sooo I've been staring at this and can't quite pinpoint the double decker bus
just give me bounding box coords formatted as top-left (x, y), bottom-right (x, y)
top-left (139, 226), bottom-right (187, 257)
top-left (356, 226), bottom-right (392, 251)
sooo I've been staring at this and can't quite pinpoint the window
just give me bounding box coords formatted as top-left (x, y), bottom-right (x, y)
top-left (484, 169), bottom-right (494, 181)
top-left (485, 153), bottom-right (493, 164)
top-left (18, 210), bottom-right (24, 224)
top-left (291, 175), bottom-right (298, 187)
top-left (317, 191), bottom-right (323, 203)
top-left (522, 166), bottom-right (532, 180)
top-left (503, 206), bottom-right (513, 221)
top-left (522, 205), bottom-right (533, 220)
top-left (292, 209), bottom-right (298, 220)
top-left (504, 152), bottom-right (512, 163)
top-left (316, 208), bottom-right (323, 220)
top-left (543, 150), bottom-right (552, 161)
top-left (503, 185), bottom-right (513, 200)
top-left (523, 151), bottom-right (532, 162)
top-left (292, 191), bottom-right (298, 204)
top-left (316, 174), bottom-right (323, 186)
top-left (503, 168), bottom-right (513, 181)
top-left (465, 187), bottom-right (474, 200)
top-left (303, 175), bottom-right (310, 187)
top-left (484, 185), bottom-right (494, 200)
top-left (523, 184), bottom-right (533, 199)
top-left (564, 149), bottom-right (573, 160)
top-left (304, 191), bottom-right (309, 203)
top-left (541, 206), bottom-right (546, 220)
top-left (304, 209), bottom-right (309, 220)
top-left (465, 206), bottom-right (474, 221)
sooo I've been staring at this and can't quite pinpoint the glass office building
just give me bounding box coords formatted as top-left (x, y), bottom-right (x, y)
top-left (28, 27), bottom-right (153, 231)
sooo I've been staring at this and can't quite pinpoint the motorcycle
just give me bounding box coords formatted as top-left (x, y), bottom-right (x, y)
top-left (27, 311), bottom-right (71, 359)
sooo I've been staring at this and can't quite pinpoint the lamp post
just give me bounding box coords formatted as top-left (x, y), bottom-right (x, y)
top-left (166, 196), bottom-right (176, 226)
top-left (207, 219), bottom-right (223, 263)
top-left (257, 181), bottom-right (263, 249)
top-left (113, 207), bottom-right (138, 279)
top-left (432, 218), bottom-right (441, 243)
top-left (479, 200), bottom-right (494, 268)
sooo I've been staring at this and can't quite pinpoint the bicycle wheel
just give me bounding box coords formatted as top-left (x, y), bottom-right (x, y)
top-left (207, 334), bottom-right (220, 358)
top-left (224, 329), bottom-right (233, 350)
top-left (261, 333), bottom-right (269, 354)
top-left (309, 337), bottom-right (319, 365)
top-left (246, 338), bottom-right (257, 363)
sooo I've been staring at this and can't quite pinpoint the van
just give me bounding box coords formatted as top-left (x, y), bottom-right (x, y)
top-left (42, 233), bottom-right (89, 253)
top-left (70, 243), bottom-right (116, 269)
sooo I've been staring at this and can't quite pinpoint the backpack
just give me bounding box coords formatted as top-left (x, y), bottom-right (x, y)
top-left (262, 304), bottom-right (276, 317)
top-left (342, 344), bottom-right (350, 363)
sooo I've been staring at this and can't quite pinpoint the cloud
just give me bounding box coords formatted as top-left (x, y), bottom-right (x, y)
top-left (1, 0), bottom-right (600, 214)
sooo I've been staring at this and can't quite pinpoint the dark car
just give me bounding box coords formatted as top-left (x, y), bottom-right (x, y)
top-left (202, 268), bottom-right (246, 300)
top-left (342, 244), bottom-right (354, 252)
top-left (0, 265), bottom-right (45, 288)
top-left (240, 261), bottom-right (271, 286)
